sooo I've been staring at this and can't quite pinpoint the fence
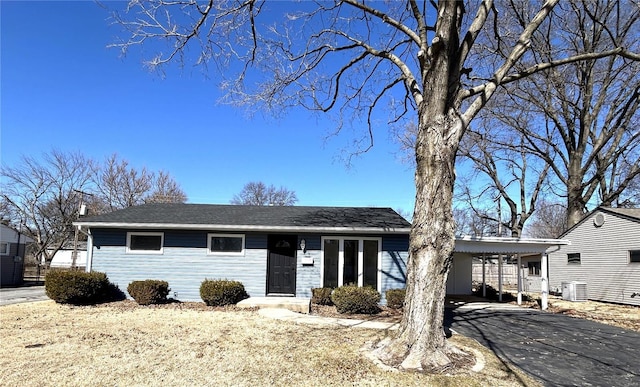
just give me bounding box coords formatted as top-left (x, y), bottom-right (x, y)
top-left (472, 262), bottom-right (542, 293)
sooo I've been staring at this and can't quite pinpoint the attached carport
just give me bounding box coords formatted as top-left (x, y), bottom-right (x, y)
top-left (453, 236), bottom-right (570, 310)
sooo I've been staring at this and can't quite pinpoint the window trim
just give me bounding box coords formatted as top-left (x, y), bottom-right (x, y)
top-left (0, 242), bottom-right (9, 255)
top-left (320, 236), bottom-right (382, 291)
top-left (629, 250), bottom-right (640, 264)
top-left (126, 232), bottom-right (164, 254)
top-left (527, 261), bottom-right (541, 277)
top-left (567, 252), bottom-right (581, 264)
top-left (207, 233), bottom-right (245, 256)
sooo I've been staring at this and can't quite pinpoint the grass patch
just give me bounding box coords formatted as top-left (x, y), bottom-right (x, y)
top-left (0, 301), bottom-right (539, 386)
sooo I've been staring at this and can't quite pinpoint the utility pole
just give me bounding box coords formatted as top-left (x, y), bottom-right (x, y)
top-left (496, 196), bottom-right (503, 302)
top-left (72, 189), bottom-right (93, 269)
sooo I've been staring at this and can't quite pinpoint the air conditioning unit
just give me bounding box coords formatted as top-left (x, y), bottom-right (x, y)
top-left (562, 281), bottom-right (588, 302)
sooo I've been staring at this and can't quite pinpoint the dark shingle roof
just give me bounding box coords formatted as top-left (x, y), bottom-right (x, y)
top-left (76, 203), bottom-right (410, 232)
top-left (558, 206), bottom-right (640, 237)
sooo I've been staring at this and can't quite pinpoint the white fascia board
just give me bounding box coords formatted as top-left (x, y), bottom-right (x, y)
top-left (454, 235), bottom-right (571, 254)
top-left (455, 235), bottom-right (571, 245)
top-left (73, 222), bottom-right (411, 235)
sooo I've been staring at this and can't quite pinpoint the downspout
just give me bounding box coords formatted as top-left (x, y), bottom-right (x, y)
top-left (541, 244), bottom-right (563, 310)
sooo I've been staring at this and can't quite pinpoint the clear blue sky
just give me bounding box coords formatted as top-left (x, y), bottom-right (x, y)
top-left (1, 1), bottom-right (416, 213)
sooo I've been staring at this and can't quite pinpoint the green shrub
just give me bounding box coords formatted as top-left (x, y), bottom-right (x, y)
top-left (385, 288), bottom-right (406, 309)
top-left (200, 279), bottom-right (249, 306)
top-left (311, 287), bottom-right (333, 306)
top-left (45, 270), bottom-right (122, 305)
top-left (127, 280), bottom-right (170, 305)
top-left (331, 284), bottom-right (381, 314)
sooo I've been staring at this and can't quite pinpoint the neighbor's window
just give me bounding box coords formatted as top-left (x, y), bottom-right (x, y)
top-left (208, 234), bottom-right (245, 255)
top-left (528, 261), bottom-right (541, 276)
top-left (630, 250), bottom-right (640, 263)
top-left (567, 253), bottom-right (581, 264)
top-left (0, 242), bottom-right (9, 255)
top-left (127, 232), bottom-right (163, 254)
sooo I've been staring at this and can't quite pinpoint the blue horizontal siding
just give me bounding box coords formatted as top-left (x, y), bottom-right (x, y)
top-left (382, 234), bottom-right (410, 251)
top-left (381, 234), bottom-right (409, 303)
top-left (298, 234), bottom-right (321, 250)
top-left (93, 246), bottom-right (267, 301)
top-left (296, 251), bottom-right (321, 297)
top-left (89, 229), bottom-right (410, 303)
top-left (92, 229), bottom-right (126, 246)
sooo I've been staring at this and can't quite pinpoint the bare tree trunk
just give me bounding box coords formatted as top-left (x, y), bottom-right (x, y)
top-left (375, 111), bottom-right (460, 371)
top-left (566, 172), bottom-right (586, 227)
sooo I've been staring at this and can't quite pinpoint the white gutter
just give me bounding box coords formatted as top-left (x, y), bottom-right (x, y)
top-left (455, 235), bottom-right (571, 245)
top-left (73, 221), bottom-right (411, 234)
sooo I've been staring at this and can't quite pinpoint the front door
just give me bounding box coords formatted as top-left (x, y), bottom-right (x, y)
top-left (267, 235), bottom-right (297, 295)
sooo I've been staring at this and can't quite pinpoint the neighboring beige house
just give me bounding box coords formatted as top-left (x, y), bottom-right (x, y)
top-left (548, 207), bottom-right (640, 306)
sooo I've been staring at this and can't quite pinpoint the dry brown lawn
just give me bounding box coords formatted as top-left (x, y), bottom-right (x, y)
top-left (546, 296), bottom-right (640, 332)
top-left (0, 300), bottom-right (540, 387)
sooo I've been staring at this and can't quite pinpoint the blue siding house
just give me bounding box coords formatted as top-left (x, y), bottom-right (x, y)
top-left (75, 204), bottom-right (411, 302)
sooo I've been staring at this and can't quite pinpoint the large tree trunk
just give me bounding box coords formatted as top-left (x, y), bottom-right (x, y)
top-left (373, 1), bottom-right (465, 371)
top-left (566, 169), bottom-right (586, 227)
top-left (374, 110), bottom-right (462, 371)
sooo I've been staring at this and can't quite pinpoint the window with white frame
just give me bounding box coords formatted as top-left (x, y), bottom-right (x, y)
top-left (321, 237), bottom-right (381, 290)
top-left (208, 234), bottom-right (245, 255)
top-left (127, 232), bottom-right (164, 254)
top-left (567, 252), bottom-right (581, 264)
top-left (0, 242), bottom-right (10, 255)
top-left (630, 250), bottom-right (640, 263)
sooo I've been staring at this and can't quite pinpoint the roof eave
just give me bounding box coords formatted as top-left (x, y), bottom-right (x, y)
top-left (74, 221), bottom-right (411, 234)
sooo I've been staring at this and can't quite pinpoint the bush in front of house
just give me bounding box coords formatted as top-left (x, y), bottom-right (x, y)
top-left (127, 280), bottom-right (170, 305)
top-left (45, 270), bottom-right (123, 305)
top-left (200, 279), bottom-right (249, 306)
top-left (311, 287), bottom-right (334, 306)
top-left (385, 288), bottom-right (406, 309)
top-left (331, 284), bottom-right (381, 314)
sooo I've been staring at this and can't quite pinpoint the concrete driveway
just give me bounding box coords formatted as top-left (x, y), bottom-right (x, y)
top-left (0, 285), bottom-right (48, 306)
top-left (446, 302), bottom-right (640, 387)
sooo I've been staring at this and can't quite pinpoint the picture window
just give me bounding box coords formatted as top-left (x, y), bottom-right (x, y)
top-left (127, 232), bottom-right (163, 254)
top-left (208, 234), bottom-right (245, 255)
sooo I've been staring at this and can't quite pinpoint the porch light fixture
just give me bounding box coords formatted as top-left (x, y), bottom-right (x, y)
top-left (300, 239), bottom-right (306, 253)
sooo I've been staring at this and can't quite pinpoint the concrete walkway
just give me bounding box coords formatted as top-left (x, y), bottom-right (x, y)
top-left (258, 308), bottom-right (399, 330)
top-left (446, 303), bottom-right (640, 387)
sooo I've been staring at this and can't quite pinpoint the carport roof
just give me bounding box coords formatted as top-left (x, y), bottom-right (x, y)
top-left (454, 235), bottom-right (570, 254)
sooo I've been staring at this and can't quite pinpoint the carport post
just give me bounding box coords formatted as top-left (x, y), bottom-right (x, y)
top-left (541, 253), bottom-right (549, 310)
top-left (482, 253), bottom-right (486, 298)
top-left (498, 253), bottom-right (503, 302)
top-left (517, 254), bottom-right (522, 305)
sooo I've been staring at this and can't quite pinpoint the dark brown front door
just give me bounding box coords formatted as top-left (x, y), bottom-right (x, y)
top-left (267, 235), bottom-right (297, 295)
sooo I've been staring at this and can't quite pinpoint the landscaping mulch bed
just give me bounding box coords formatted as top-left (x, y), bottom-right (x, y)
top-left (311, 303), bottom-right (403, 323)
